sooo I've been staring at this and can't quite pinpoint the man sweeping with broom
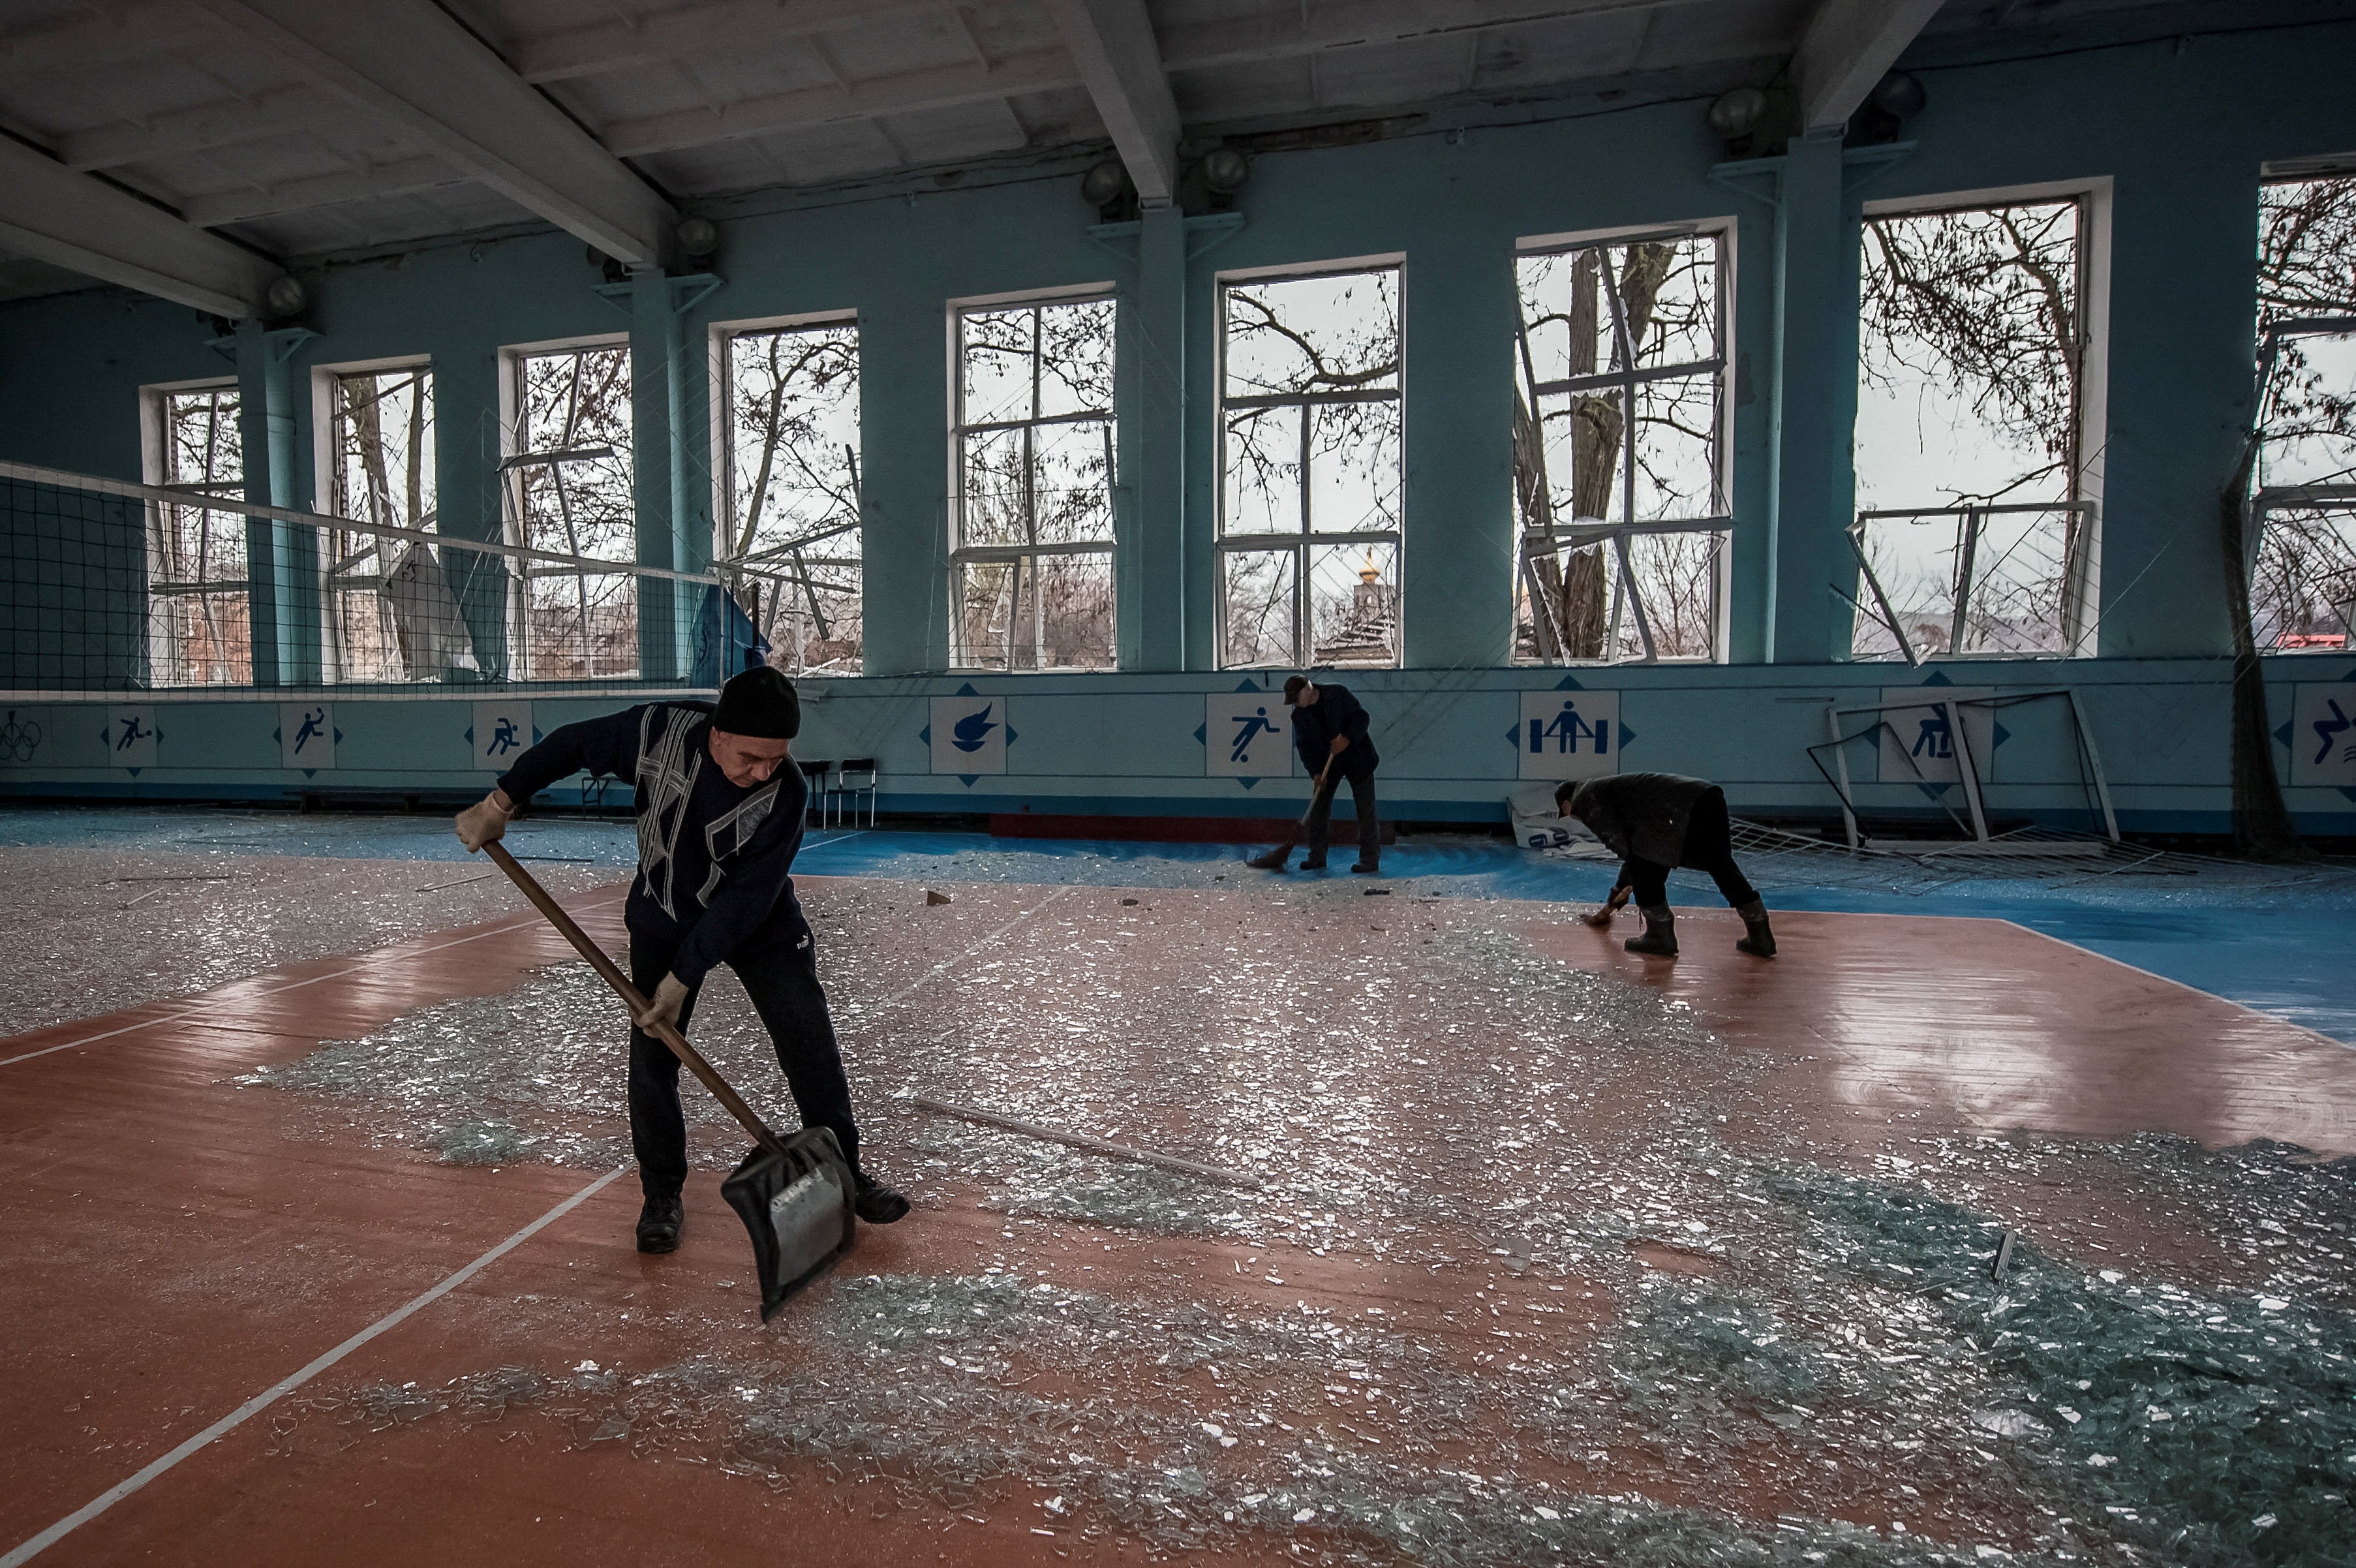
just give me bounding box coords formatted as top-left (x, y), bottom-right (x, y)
top-left (1557, 771), bottom-right (1776, 959)
top-left (453, 667), bottom-right (909, 1253)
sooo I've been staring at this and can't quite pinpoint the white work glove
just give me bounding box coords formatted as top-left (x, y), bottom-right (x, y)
top-left (634, 973), bottom-right (690, 1034)
top-left (453, 790), bottom-right (513, 852)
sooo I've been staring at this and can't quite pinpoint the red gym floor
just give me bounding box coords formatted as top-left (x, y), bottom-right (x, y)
top-left (3, 878), bottom-right (2351, 1567)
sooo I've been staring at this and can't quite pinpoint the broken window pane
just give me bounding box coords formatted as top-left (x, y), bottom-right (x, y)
top-left (1221, 548), bottom-right (1295, 669)
top-left (1219, 266), bottom-right (1401, 668)
top-left (952, 295), bottom-right (1116, 670)
top-left (324, 365), bottom-right (451, 683)
top-left (2251, 175), bottom-right (2356, 651)
top-left (1514, 232), bottom-right (1727, 664)
top-left (506, 343), bottom-right (637, 679)
top-left (722, 320), bottom-right (862, 675)
top-left (1852, 198), bottom-right (2092, 660)
top-left (146, 382), bottom-right (251, 686)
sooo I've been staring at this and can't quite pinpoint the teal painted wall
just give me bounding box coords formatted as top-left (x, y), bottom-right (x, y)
top-left (6, 20), bottom-right (2356, 833)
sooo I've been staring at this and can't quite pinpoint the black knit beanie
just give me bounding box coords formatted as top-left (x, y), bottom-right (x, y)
top-left (712, 666), bottom-right (801, 739)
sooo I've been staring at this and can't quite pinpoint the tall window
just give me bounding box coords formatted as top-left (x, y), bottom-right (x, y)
top-left (504, 343), bottom-right (636, 679)
top-left (2250, 173), bottom-right (2356, 653)
top-left (1218, 265), bottom-right (1401, 668)
top-left (324, 364), bottom-right (459, 682)
top-left (145, 382), bottom-right (250, 686)
top-left (951, 294), bottom-right (1116, 671)
top-left (1852, 195), bottom-right (2095, 660)
top-left (1513, 229), bottom-right (1728, 663)
top-left (721, 319), bottom-right (861, 674)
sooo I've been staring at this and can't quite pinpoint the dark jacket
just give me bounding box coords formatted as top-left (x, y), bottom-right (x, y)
top-left (1291, 683), bottom-right (1380, 777)
top-left (1568, 772), bottom-right (1715, 867)
top-left (497, 702), bottom-right (806, 986)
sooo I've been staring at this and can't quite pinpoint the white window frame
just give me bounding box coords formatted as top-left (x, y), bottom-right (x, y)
top-left (947, 283), bottom-right (1119, 673)
top-left (1852, 177), bottom-right (2113, 661)
top-left (1512, 219), bottom-right (1736, 665)
top-left (1214, 253), bottom-right (1405, 670)
top-left (310, 354), bottom-right (436, 683)
top-left (138, 375), bottom-right (250, 687)
top-left (498, 333), bottom-right (638, 680)
top-left (711, 309), bottom-right (864, 675)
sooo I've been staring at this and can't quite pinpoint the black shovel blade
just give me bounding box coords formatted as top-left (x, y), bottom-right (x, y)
top-left (720, 1126), bottom-right (857, 1321)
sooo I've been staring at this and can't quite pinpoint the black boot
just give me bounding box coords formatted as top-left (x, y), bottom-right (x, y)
top-left (636, 1191), bottom-right (683, 1253)
top-left (1625, 904), bottom-right (1677, 957)
top-left (855, 1170), bottom-right (910, 1224)
top-left (1736, 899), bottom-right (1777, 959)
top-left (1298, 852), bottom-right (1328, 870)
top-left (1247, 846), bottom-right (1291, 870)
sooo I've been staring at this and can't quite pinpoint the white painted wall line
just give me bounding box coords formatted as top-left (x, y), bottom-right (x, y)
top-left (0, 891), bottom-right (628, 1068)
top-left (0, 1166), bottom-right (626, 1568)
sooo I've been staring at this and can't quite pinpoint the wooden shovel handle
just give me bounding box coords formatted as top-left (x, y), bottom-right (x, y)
top-left (484, 842), bottom-right (787, 1160)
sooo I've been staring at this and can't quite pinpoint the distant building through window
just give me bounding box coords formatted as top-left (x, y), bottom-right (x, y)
top-left (1217, 264), bottom-right (1401, 669)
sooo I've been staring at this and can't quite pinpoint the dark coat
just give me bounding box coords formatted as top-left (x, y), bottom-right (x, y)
top-left (497, 702), bottom-right (807, 986)
top-left (1568, 772), bottom-right (1715, 867)
top-left (1291, 683), bottom-right (1379, 776)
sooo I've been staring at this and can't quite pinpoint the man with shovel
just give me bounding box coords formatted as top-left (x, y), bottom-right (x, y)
top-left (1249, 674), bottom-right (1382, 874)
top-left (453, 666), bottom-right (909, 1253)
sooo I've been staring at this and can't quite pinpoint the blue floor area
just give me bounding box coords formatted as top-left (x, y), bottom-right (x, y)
top-left (10, 808), bottom-right (2352, 1047)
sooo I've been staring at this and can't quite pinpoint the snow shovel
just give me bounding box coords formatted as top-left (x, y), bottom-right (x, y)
top-left (483, 842), bottom-right (855, 1320)
top-left (1246, 762), bottom-right (1337, 870)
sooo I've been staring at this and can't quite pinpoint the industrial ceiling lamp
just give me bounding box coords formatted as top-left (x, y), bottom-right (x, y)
top-left (1080, 157), bottom-right (1136, 222)
top-left (677, 217), bottom-right (720, 264)
top-left (1199, 146), bottom-right (1250, 195)
top-left (1706, 85), bottom-right (1767, 144)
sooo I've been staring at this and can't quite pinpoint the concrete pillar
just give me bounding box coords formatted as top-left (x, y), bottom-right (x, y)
top-left (430, 342), bottom-right (510, 679)
top-left (1400, 230), bottom-right (1516, 669)
top-left (1766, 127), bottom-right (1861, 666)
top-left (235, 322), bottom-right (318, 685)
top-left (628, 269), bottom-right (687, 683)
top-left (1120, 204), bottom-right (1187, 670)
top-left (860, 290), bottom-right (950, 675)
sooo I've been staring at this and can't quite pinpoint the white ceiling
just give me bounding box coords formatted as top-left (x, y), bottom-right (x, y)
top-left (0, 0), bottom-right (2335, 304)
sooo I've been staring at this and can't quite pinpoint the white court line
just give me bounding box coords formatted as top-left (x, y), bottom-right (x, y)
top-left (0, 892), bottom-right (630, 1069)
top-left (0, 1166), bottom-right (627, 1568)
top-left (1998, 917), bottom-right (2356, 1054)
top-left (869, 885), bottom-right (1072, 1011)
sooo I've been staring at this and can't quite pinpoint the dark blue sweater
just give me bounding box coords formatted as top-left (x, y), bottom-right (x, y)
top-left (497, 702), bottom-right (806, 985)
top-left (1291, 683), bottom-right (1380, 776)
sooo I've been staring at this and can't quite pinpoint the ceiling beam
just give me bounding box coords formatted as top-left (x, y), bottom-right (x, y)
top-left (180, 155), bottom-right (463, 228)
top-left (1042, 0), bottom-right (1180, 203)
top-left (1157, 0), bottom-right (1693, 74)
top-left (513, 0), bottom-right (937, 83)
top-left (602, 48), bottom-right (1081, 159)
top-left (58, 84), bottom-right (339, 172)
top-left (0, 135), bottom-right (281, 316)
top-left (185, 0), bottom-right (675, 266)
top-left (1793, 0), bottom-right (1944, 129)
top-left (0, 3), bottom-right (211, 74)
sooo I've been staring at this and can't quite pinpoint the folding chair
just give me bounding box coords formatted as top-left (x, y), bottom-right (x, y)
top-left (833, 758), bottom-right (879, 829)
top-left (798, 759), bottom-right (834, 828)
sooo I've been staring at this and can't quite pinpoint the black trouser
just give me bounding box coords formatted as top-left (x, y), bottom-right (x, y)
top-left (627, 912), bottom-right (858, 1199)
top-left (1616, 786), bottom-right (1758, 910)
top-left (1304, 765), bottom-right (1379, 865)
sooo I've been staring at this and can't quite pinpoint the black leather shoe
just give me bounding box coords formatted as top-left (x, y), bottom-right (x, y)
top-left (1298, 854), bottom-right (1328, 870)
top-left (854, 1171), bottom-right (910, 1224)
top-left (1351, 861), bottom-right (1379, 874)
top-left (635, 1192), bottom-right (683, 1253)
